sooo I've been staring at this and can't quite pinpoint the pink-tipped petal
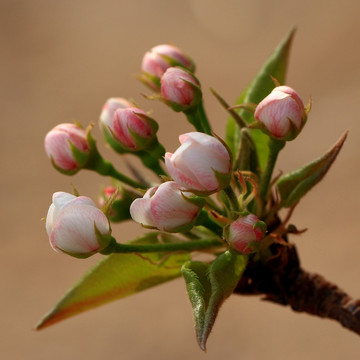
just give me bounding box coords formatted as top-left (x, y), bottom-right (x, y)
top-left (129, 198), bottom-right (155, 228)
top-left (49, 204), bottom-right (110, 255)
top-left (150, 182), bottom-right (199, 231)
top-left (254, 86), bottom-right (306, 140)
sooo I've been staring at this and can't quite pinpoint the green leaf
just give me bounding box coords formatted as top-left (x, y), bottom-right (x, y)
top-left (226, 27), bottom-right (295, 171)
top-left (182, 251), bottom-right (247, 351)
top-left (277, 131), bottom-right (348, 208)
top-left (181, 261), bottom-right (211, 344)
top-left (36, 232), bottom-right (189, 330)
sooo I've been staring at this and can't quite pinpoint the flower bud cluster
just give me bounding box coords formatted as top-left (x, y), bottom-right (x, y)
top-left (141, 44), bottom-right (195, 90)
top-left (43, 44), bottom-right (313, 258)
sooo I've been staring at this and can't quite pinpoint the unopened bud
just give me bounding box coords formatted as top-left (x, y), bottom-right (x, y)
top-left (254, 86), bottom-right (307, 140)
top-left (104, 107), bottom-right (159, 151)
top-left (141, 44), bottom-right (195, 90)
top-left (160, 67), bottom-right (202, 112)
top-left (165, 132), bottom-right (232, 194)
top-left (46, 192), bottom-right (111, 258)
top-left (130, 181), bottom-right (204, 233)
top-left (226, 214), bottom-right (266, 254)
top-left (44, 123), bottom-right (90, 174)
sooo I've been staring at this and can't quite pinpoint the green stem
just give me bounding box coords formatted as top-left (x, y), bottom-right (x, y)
top-left (259, 138), bottom-right (285, 203)
top-left (136, 138), bottom-right (167, 177)
top-left (197, 101), bottom-right (212, 135)
top-left (87, 151), bottom-right (146, 189)
top-left (196, 210), bottom-right (223, 237)
top-left (85, 129), bottom-right (146, 189)
top-left (184, 107), bottom-right (205, 132)
top-left (223, 185), bottom-right (240, 214)
top-left (135, 151), bottom-right (165, 177)
top-left (147, 138), bottom-right (166, 160)
top-left (101, 237), bottom-right (223, 254)
top-left (184, 102), bottom-right (212, 135)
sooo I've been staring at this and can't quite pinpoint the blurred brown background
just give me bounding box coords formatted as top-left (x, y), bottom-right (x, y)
top-left (1, 0), bottom-right (360, 359)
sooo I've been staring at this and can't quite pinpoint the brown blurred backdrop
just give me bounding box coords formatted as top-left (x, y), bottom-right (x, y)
top-left (1, 0), bottom-right (360, 359)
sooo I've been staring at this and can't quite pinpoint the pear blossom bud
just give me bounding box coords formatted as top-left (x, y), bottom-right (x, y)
top-left (160, 67), bottom-right (201, 111)
top-left (44, 123), bottom-right (89, 173)
top-left (141, 44), bottom-right (195, 90)
top-left (100, 97), bottom-right (133, 131)
top-left (165, 132), bottom-right (232, 194)
top-left (226, 214), bottom-right (266, 254)
top-left (105, 107), bottom-right (158, 151)
top-left (130, 181), bottom-right (204, 232)
top-left (46, 192), bottom-right (111, 258)
top-left (98, 185), bottom-right (138, 222)
top-left (98, 186), bottom-right (118, 209)
top-left (254, 86), bottom-right (306, 140)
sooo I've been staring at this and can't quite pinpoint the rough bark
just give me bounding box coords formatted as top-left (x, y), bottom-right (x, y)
top-left (234, 240), bottom-right (360, 335)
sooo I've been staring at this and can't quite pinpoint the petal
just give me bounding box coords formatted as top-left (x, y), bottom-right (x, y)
top-left (52, 192), bottom-right (77, 211)
top-left (165, 152), bottom-right (204, 191)
top-left (129, 198), bottom-right (155, 227)
top-left (175, 142), bottom-right (229, 191)
top-left (113, 109), bottom-right (135, 148)
top-left (44, 130), bottom-right (78, 170)
top-left (45, 204), bottom-right (55, 236)
top-left (150, 182), bottom-right (200, 231)
top-left (141, 52), bottom-right (169, 77)
top-left (180, 132), bottom-right (230, 160)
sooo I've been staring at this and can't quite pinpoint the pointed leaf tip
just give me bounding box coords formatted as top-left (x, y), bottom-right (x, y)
top-left (277, 131), bottom-right (348, 208)
top-left (226, 27), bottom-right (296, 171)
top-left (183, 251), bottom-right (247, 350)
top-left (36, 233), bottom-right (190, 330)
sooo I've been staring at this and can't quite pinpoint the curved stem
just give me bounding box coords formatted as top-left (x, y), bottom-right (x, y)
top-left (184, 107), bottom-right (205, 133)
top-left (197, 101), bottom-right (212, 135)
top-left (196, 210), bottom-right (223, 237)
top-left (259, 138), bottom-right (285, 204)
top-left (101, 237), bottom-right (223, 254)
top-left (135, 151), bottom-right (165, 177)
top-left (87, 151), bottom-right (146, 189)
top-left (223, 185), bottom-right (239, 215)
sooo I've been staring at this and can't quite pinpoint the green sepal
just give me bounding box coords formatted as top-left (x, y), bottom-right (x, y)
top-left (158, 53), bottom-right (196, 73)
top-left (128, 111), bottom-right (159, 150)
top-left (181, 192), bottom-right (206, 209)
top-left (101, 123), bottom-right (127, 154)
top-left (277, 131), bottom-right (348, 208)
top-left (253, 220), bottom-right (267, 234)
top-left (49, 156), bottom-right (79, 176)
top-left (94, 223), bottom-right (112, 251)
top-left (182, 250), bottom-right (248, 350)
top-left (226, 27), bottom-right (296, 171)
top-left (69, 142), bottom-right (90, 167)
top-left (36, 232), bottom-right (190, 330)
top-left (100, 186), bottom-right (139, 223)
top-left (137, 72), bottom-right (161, 91)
